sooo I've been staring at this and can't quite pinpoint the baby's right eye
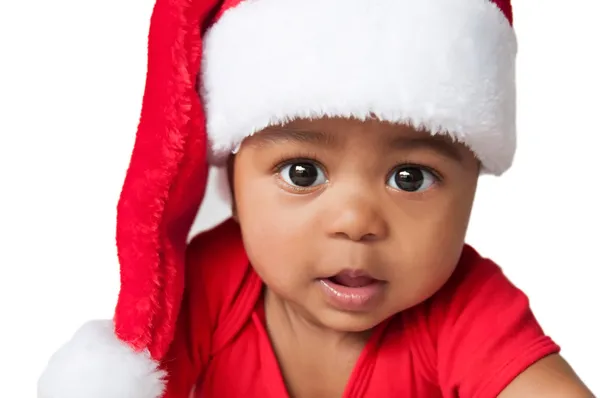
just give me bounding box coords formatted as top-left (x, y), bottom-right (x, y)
top-left (279, 161), bottom-right (327, 188)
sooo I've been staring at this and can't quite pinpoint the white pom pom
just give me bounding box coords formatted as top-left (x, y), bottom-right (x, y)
top-left (38, 320), bottom-right (166, 398)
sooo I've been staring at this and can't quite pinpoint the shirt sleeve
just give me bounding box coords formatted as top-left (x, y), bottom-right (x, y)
top-left (434, 246), bottom-right (560, 398)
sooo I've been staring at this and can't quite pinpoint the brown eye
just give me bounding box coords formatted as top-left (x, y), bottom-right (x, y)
top-left (280, 162), bottom-right (326, 187)
top-left (387, 166), bottom-right (437, 192)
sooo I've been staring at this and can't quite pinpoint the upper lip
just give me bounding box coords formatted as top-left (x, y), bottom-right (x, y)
top-left (322, 268), bottom-right (381, 281)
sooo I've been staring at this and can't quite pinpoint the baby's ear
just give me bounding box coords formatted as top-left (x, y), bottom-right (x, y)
top-left (231, 196), bottom-right (239, 223)
top-left (227, 154), bottom-right (239, 222)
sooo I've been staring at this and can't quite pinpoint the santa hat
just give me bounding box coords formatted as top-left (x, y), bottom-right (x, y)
top-left (38, 0), bottom-right (516, 397)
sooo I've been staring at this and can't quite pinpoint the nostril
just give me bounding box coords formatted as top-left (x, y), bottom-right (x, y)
top-left (360, 233), bottom-right (378, 242)
top-left (332, 231), bottom-right (380, 242)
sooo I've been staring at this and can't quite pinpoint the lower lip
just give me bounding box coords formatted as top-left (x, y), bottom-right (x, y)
top-left (318, 278), bottom-right (385, 312)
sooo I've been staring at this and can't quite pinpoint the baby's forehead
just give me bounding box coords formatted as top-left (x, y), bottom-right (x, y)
top-left (246, 117), bottom-right (465, 156)
top-left (254, 117), bottom-right (437, 140)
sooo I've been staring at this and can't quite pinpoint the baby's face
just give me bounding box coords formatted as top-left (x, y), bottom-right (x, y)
top-left (232, 117), bottom-right (480, 332)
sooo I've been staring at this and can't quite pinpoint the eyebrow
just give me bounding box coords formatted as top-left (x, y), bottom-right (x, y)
top-left (250, 128), bottom-right (463, 162)
top-left (390, 135), bottom-right (464, 162)
top-left (251, 128), bottom-right (336, 147)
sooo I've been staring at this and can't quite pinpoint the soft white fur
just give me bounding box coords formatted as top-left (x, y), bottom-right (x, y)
top-left (37, 320), bottom-right (166, 398)
top-left (202, 0), bottom-right (517, 175)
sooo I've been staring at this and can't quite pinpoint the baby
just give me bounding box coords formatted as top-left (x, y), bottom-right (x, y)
top-left (38, 0), bottom-right (593, 397)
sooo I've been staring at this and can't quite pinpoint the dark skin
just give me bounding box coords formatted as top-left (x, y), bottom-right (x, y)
top-left (228, 117), bottom-right (593, 397)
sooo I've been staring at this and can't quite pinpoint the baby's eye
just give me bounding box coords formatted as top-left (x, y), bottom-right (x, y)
top-left (279, 161), bottom-right (327, 188)
top-left (387, 166), bottom-right (437, 192)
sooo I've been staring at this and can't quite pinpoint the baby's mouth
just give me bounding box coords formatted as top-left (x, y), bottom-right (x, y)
top-left (327, 272), bottom-right (377, 288)
top-left (318, 269), bottom-right (385, 312)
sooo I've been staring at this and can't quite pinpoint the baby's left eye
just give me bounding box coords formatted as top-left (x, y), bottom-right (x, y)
top-left (387, 166), bottom-right (437, 192)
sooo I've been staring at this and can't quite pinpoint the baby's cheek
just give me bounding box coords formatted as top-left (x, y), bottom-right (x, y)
top-left (413, 261), bottom-right (456, 300)
top-left (242, 222), bottom-right (307, 284)
top-left (397, 247), bottom-right (461, 307)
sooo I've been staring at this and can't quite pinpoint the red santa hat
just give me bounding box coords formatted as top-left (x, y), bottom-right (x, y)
top-left (38, 0), bottom-right (516, 397)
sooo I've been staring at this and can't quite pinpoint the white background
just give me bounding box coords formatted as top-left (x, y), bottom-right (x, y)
top-left (0, 0), bottom-right (598, 396)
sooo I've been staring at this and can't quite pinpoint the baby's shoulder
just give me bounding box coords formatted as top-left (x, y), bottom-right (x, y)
top-left (400, 245), bottom-right (526, 343)
top-left (393, 245), bottom-right (544, 389)
top-left (185, 218), bottom-right (258, 316)
top-left (187, 218), bottom-right (248, 275)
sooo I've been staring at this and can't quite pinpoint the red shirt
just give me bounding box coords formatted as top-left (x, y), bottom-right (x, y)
top-left (161, 219), bottom-right (559, 398)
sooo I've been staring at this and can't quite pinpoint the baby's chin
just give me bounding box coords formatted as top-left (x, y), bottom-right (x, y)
top-left (309, 304), bottom-right (400, 335)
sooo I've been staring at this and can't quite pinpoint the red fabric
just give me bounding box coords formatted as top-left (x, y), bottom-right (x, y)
top-left (113, 0), bottom-right (223, 360)
top-left (160, 219), bottom-right (559, 398)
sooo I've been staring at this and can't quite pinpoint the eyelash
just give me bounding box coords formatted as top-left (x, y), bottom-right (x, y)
top-left (272, 151), bottom-right (324, 173)
top-left (387, 162), bottom-right (444, 182)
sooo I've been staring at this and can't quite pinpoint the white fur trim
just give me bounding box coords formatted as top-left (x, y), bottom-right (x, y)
top-left (38, 320), bottom-right (166, 398)
top-left (202, 0), bottom-right (517, 175)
